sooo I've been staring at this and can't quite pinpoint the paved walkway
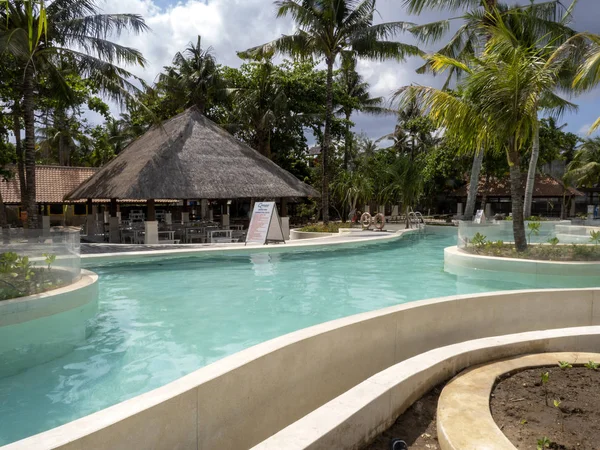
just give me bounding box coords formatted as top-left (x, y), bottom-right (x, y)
top-left (80, 225), bottom-right (410, 256)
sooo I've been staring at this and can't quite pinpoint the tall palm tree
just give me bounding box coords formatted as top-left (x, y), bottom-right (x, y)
top-left (336, 53), bottom-right (384, 170)
top-left (397, 10), bottom-right (573, 251)
top-left (571, 33), bottom-right (600, 133)
top-left (229, 54), bottom-right (288, 159)
top-left (0, 0), bottom-right (147, 228)
top-left (159, 36), bottom-right (226, 116)
top-left (243, 0), bottom-right (420, 223)
top-left (405, 0), bottom-right (576, 219)
top-left (564, 138), bottom-right (600, 188)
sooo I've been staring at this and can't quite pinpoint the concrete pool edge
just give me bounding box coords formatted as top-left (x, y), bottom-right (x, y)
top-left (80, 227), bottom-right (417, 263)
top-left (4, 287), bottom-right (600, 450)
top-left (444, 245), bottom-right (600, 278)
top-left (0, 270), bottom-right (99, 378)
top-left (0, 269), bottom-right (98, 327)
top-left (254, 334), bottom-right (600, 450)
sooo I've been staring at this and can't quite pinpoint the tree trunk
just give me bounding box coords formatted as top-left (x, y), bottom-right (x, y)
top-left (321, 58), bottom-right (334, 224)
top-left (481, 173), bottom-right (490, 216)
top-left (12, 105), bottom-right (28, 216)
top-left (523, 118), bottom-right (539, 219)
top-left (508, 149), bottom-right (527, 251)
top-left (0, 187), bottom-right (9, 244)
top-left (464, 149), bottom-right (484, 219)
top-left (343, 110), bottom-right (351, 171)
top-left (255, 126), bottom-right (271, 159)
top-left (23, 66), bottom-right (38, 229)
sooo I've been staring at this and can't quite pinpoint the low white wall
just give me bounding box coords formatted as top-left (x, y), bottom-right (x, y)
top-left (444, 245), bottom-right (600, 280)
top-left (255, 329), bottom-right (600, 450)
top-left (6, 287), bottom-right (600, 450)
top-left (289, 229), bottom-right (336, 240)
top-left (0, 270), bottom-right (98, 378)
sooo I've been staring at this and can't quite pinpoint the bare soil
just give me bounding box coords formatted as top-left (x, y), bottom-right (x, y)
top-left (363, 384), bottom-right (442, 450)
top-left (490, 366), bottom-right (600, 449)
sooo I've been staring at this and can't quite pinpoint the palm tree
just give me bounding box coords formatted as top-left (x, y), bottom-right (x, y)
top-left (405, 0), bottom-right (576, 219)
top-left (383, 154), bottom-right (425, 227)
top-left (336, 54), bottom-right (384, 170)
top-left (397, 10), bottom-right (573, 251)
top-left (571, 33), bottom-right (600, 133)
top-left (332, 169), bottom-right (374, 219)
top-left (228, 54), bottom-right (289, 159)
top-left (243, 0), bottom-right (420, 223)
top-left (565, 138), bottom-right (600, 188)
top-left (0, 0), bottom-right (147, 228)
top-left (159, 36), bottom-right (225, 116)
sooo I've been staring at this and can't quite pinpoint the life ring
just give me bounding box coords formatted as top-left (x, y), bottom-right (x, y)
top-left (360, 212), bottom-right (372, 229)
top-left (374, 213), bottom-right (385, 230)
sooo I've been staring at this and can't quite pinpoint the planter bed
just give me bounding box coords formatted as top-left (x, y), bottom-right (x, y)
top-left (491, 365), bottom-right (600, 449)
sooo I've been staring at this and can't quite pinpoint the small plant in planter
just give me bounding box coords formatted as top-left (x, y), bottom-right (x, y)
top-left (537, 436), bottom-right (552, 450)
top-left (590, 230), bottom-right (600, 245)
top-left (527, 221), bottom-right (541, 244)
top-left (548, 237), bottom-right (560, 246)
top-left (584, 360), bottom-right (599, 370)
top-left (541, 371), bottom-right (550, 406)
top-left (42, 253), bottom-right (56, 272)
top-left (553, 398), bottom-right (564, 432)
top-left (557, 361), bottom-right (572, 369)
top-left (471, 232), bottom-right (487, 250)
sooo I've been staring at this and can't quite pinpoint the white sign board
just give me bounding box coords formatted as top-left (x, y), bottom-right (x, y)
top-left (473, 209), bottom-right (485, 224)
top-left (245, 202), bottom-right (286, 245)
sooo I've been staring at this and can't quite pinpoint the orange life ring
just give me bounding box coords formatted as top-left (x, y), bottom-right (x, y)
top-left (360, 212), bottom-right (372, 229)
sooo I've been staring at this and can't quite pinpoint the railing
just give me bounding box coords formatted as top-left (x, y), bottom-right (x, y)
top-left (407, 210), bottom-right (426, 231)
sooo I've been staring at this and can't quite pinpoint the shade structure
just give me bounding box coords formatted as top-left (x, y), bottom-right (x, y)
top-left (66, 107), bottom-right (318, 201)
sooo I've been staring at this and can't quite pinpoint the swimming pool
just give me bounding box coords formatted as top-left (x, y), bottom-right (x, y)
top-left (0, 229), bottom-right (597, 445)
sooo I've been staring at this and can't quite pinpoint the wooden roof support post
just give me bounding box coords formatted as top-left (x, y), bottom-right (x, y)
top-left (147, 199), bottom-right (156, 222)
top-left (281, 198), bottom-right (288, 217)
top-left (108, 198), bottom-right (119, 243)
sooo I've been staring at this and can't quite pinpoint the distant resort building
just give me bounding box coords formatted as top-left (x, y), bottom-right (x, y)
top-left (0, 165), bottom-right (99, 225)
top-left (452, 174), bottom-right (585, 218)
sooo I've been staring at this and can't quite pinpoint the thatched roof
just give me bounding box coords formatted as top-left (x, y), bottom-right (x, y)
top-left (66, 107), bottom-right (318, 201)
top-left (452, 174), bottom-right (584, 198)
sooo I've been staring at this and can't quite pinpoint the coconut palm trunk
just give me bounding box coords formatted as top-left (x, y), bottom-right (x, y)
top-left (12, 105), bottom-right (27, 216)
top-left (321, 57), bottom-right (334, 223)
top-left (523, 118), bottom-right (539, 219)
top-left (23, 68), bottom-right (38, 229)
top-left (508, 148), bottom-right (527, 251)
top-left (0, 187), bottom-right (9, 244)
top-left (464, 150), bottom-right (483, 218)
top-left (344, 110), bottom-right (352, 171)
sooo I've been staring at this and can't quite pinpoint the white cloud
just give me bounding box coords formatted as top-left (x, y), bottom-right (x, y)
top-left (95, 0), bottom-right (598, 139)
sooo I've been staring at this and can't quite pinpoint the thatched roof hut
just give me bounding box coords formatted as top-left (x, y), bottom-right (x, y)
top-left (66, 107), bottom-right (318, 201)
top-left (452, 174), bottom-right (584, 198)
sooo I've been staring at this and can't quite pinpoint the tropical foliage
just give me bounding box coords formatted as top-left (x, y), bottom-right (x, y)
top-left (0, 0), bottom-right (599, 243)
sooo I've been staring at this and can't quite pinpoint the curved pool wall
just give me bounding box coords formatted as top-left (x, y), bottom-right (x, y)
top-left (0, 270), bottom-right (98, 378)
top-left (2, 225), bottom-right (600, 448)
top-left (6, 288), bottom-right (600, 450)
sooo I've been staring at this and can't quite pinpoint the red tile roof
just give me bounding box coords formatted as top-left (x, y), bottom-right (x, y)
top-left (452, 174), bottom-right (584, 198)
top-left (0, 165), bottom-right (99, 204)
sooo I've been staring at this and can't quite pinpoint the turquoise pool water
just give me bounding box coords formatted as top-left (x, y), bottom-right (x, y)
top-left (0, 230), bottom-right (597, 445)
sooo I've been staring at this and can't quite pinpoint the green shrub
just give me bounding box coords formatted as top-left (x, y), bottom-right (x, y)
top-left (299, 222), bottom-right (353, 233)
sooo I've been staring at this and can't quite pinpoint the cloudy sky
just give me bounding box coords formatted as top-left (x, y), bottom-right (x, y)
top-left (101, 0), bottom-right (600, 141)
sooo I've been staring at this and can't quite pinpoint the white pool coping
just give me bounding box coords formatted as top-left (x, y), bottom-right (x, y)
top-left (4, 287), bottom-right (600, 450)
top-left (81, 227), bottom-right (416, 263)
top-left (445, 245), bottom-right (600, 277)
top-left (0, 269), bottom-right (98, 327)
